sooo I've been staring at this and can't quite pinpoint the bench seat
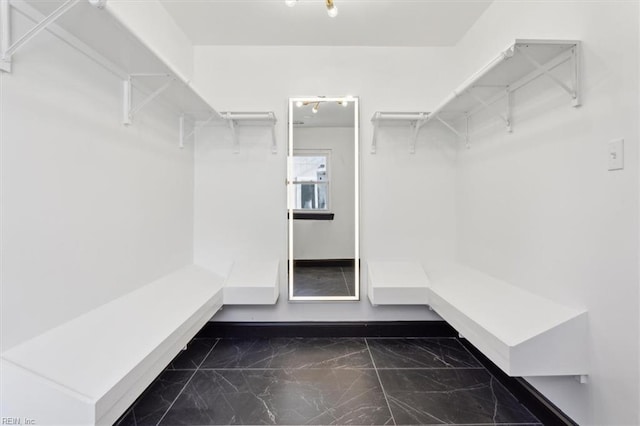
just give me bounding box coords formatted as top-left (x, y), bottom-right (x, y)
top-left (1, 264), bottom-right (224, 426)
top-left (223, 260), bottom-right (279, 305)
top-left (367, 261), bottom-right (430, 305)
top-left (427, 263), bottom-right (589, 377)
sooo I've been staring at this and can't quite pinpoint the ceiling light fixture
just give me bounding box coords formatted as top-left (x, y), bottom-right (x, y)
top-left (326, 0), bottom-right (338, 17)
top-left (284, 0), bottom-right (337, 18)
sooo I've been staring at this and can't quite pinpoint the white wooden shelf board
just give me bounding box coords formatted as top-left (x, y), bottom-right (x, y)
top-left (438, 40), bottom-right (578, 117)
top-left (224, 260), bottom-right (280, 305)
top-left (1, 264), bottom-right (224, 425)
top-left (367, 261), bottom-right (430, 305)
top-left (14, 0), bottom-right (216, 121)
top-left (427, 263), bottom-right (588, 377)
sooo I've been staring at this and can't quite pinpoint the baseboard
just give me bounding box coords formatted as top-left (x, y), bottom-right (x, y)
top-left (458, 339), bottom-right (579, 426)
top-left (196, 320), bottom-right (576, 425)
top-left (293, 259), bottom-right (355, 268)
top-left (196, 320), bottom-right (456, 338)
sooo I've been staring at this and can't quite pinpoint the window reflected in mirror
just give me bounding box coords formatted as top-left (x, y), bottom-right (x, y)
top-left (292, 153), bottom-right (330, 210)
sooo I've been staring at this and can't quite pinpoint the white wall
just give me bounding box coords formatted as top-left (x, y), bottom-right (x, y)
top-left (453, 1), bottom-right (639, 424)
top-left (193, 46), bottom-right (459, 321)
top-left (0, 12), bottom-right (195, 351)
top-left (293, 127), bottom-right (355, 260)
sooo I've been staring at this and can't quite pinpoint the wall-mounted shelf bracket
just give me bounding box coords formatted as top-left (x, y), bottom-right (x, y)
top-left (371, 112), bottom-right (380, 154)
top-left (123, 73), bottom-right (175, 125)
top-left (179, 112), bottom-right (217, 149)
top-left (576, 375), bottom-right (589, 385)
top-left (434, 116), bottom-right (462, 138)
top-left (466, 86), bottom-right (513, 133)
top-left (0, 0), bottom-right (85, 73)
top-left (371, 112), bottom-right (428, 154)
top-left (226, 113), bottom-right (239, 153)
top-left (515, 44), bottom-right (580, 107)
top-left (222, 112), bottom-right (278, 154)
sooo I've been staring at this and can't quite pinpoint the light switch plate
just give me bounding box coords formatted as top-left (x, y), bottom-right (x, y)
top-left (608, 139), bottom-right (624, 171)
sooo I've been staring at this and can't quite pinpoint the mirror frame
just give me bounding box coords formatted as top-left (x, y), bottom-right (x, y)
top-left (287, 96), bottom-right (360, 301)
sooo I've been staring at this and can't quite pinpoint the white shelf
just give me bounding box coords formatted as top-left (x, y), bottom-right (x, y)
top-left (5, 0), bottom-right (219, 146)
top-left (224, 260), bottom-right (280, 305)
top-left (367, 261), bottom-right (430, 305)
top-left (1, 264), bottom-right (224, 426)
top-left (370, 112), bottom-right (429, 154)
top-left (5, 1), bottom-right (281, 151)
top-left (427, 263), bottom-right (588, 377)
top-left (371, 39), bottom-right (581, 150)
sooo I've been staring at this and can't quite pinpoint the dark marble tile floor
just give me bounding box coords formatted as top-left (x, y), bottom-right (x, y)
top-left (293, 266), bottom-right (355, 297)
top-left (115, 337), bottom-right (541, 425)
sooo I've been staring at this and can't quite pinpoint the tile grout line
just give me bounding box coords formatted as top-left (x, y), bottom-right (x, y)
top-left (456, 338), bottom-right (542, 423)
top-left (364, 338), bottom-right (397, 426)
top-left (154, 338), bottom-right (221, 426)
top-left (340, 266), bottom-right (351, 296)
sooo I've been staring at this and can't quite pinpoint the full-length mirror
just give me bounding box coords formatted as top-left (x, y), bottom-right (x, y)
top-left (288, 96), bottom-right (359, 301)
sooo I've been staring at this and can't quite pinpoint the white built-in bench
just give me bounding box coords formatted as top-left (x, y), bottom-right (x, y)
top-left (0, 261), bottom-right (280, 425)
top-left (224, 260), bottom-right (280, 305)
top-left (367, 261), bottom-right (430, 305)
top-left (367, 260), bottom-right (589, 378)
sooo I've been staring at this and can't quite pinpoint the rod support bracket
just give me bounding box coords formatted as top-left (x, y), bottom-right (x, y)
top-left (371, 112), bottom-right (380, 154)
top-left (408, 113), bottom-right (426, 154)
top-left (88, 0), bottom-right (107, 9)
top-left (0, 0), bottom-right (82, 73)
top-left (123, 73), bottom-right (174, 126)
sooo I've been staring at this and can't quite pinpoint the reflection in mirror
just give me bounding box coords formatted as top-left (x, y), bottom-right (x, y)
top-left (288, 96), bottom-right (359, 301)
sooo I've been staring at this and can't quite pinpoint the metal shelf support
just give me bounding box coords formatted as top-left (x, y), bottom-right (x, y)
top-left (123, 73), bottom-right (174, 126)
top-left (408, 115), bottom-right (425, 154)
top-left (180, 112), bottom-right (216, 149)
top-left (371, 112), bottom-right (380, 154)
top-left (221, 112), bottom-right (278, 154)
top-left (0, 0), bottom-right (88, 72)
top-left (515, 44), bottom-right (581, 107)
top-left (466, 86), bottom-right (513, 133)
top-left (371, 112), bottom-right (428, 154)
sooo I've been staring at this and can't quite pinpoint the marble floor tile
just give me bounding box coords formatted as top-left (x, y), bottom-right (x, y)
top-left (115, 370), bottom-right (193, 426)
top-left (378, 368), bottom-right (539, 425)
top-left (367, 338), bottom-right (482, 369)
top-left (159, 368), bottom-right (393, 425)
top-left (200, 338), bottom-right (373, 369)
top-left (293, 266), bottom-right (352, 297)
top-left (167, 338), bottom-right (219, 370)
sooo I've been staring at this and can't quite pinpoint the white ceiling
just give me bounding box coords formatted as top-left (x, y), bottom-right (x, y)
top-left (158, 0), bottom-right (494, 47)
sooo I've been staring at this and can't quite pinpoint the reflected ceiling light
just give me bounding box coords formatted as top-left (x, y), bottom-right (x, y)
top-left (296, 99), bottom-right (350, 113)
top-left (285, 0), bottom-right (297, 7)
top-left (326, 0), bottom-right (338, 17)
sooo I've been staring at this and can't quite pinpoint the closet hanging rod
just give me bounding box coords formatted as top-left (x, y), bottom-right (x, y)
top-left (423, 43), bottom-right (516, 125)
top-left (371, 112), bottom-right (430, 122)
top-left (7, 0), bottom-right (217, 120)
top-left (222, 112), bottom-right (277, 122)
